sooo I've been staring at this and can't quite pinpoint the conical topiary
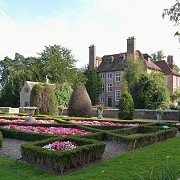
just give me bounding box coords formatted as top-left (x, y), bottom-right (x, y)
top-left (68, 84), bottom-right (92, 117)
top-left (118, 91), bottom-right (134, 120)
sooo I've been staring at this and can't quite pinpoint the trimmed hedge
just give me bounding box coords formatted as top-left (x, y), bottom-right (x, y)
top-left (106, 125), bottom-right (177, 150)
top-left (0, 131), bottom-right (2, 148)
top-left (21, 136), bottom-right (105, 173)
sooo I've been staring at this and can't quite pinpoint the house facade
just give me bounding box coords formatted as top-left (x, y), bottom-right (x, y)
top-left (89, 37), bottom-right (180, 108)
top-left (20, 77), bottom-right (56, 107)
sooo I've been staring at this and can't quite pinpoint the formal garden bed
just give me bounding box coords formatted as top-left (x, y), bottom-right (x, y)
top-left (0, 114), bottom-right (178, 175)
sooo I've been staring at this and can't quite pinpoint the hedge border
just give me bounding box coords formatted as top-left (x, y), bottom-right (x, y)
top-left (21, 136), bottom-right (105, 173)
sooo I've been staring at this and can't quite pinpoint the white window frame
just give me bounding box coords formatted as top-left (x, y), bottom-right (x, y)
top-left (107, 83), bottom-right (112, 92)
top-left (115, 73), bottom-right (121, 82)
top-left (107, 73), bottom-right (112, 79)
top-left (100, 97), bottom-right (105, 104)
top-left (115, 90), bottom-right (121, 101)
top-left (100, 73), bottom-right (105, 79)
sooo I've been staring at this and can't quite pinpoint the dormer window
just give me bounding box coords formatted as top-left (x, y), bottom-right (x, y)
top-left (107, 59), bottom-right (112, 65)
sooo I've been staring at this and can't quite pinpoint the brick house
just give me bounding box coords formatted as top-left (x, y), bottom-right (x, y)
top-left (20, 77), bottom-right (56, 107)
top-left (89, 37), bottom-right (180, 108)
top-left (154, 56), bottom-right (180, 93)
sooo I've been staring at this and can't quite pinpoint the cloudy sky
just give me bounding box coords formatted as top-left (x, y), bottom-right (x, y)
top-left (0, 0), bottom-right (179, 68)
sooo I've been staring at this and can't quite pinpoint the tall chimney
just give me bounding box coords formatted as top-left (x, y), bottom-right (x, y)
top-left (89, 44), bottom-right (96, 71)
top-left (167, 55), bottom-right (173, 64)
top-left (127, 36), bottom-right (136, 58)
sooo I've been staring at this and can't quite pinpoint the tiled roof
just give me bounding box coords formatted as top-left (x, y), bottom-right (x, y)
top-left (97, 50), bottom-right (160, 72)
top-left (154, 60), bottom-right (180, 76)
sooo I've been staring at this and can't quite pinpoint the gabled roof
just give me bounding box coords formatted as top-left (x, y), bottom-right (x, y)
top-left (154, 60), bottom-right (180, 77)
top-left (97, 50), bottom-right (160, 72)
top-left (25, 81), bottom-right (57, 90)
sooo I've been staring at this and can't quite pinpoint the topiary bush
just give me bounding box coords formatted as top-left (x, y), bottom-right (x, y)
top-left (118, 91), bottom-right (134, 120)
top-left (68, 84), bottom-right (92, 117)
top-left (30, 83), bottom-right (58, 115)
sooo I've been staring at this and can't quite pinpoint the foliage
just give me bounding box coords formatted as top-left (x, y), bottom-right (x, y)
top-left (151, 50), bottom-right (166, 61)
top-left (0, 45), bottom-right (86, 107)
top-left (118, 91), bottom-right (134, 120)
top-left (144, 72), bottom-right (170, 109)
top-left (85, 69), bottom-right (102, 106)
top-left (170, 90), bottom-right (180, 102)
top-left (162, 0), bottom-right (180, 36)
top-left (55, 82), bottom-right (73, 107)
top-left (0, 71), bottom-right (27, 107)
top-left (124, 56), bottom-right (146, 93)
top-left (30, 84), bottom-right (58, 115)
top-left (68, 84), bottom-right (92, 117)
top-left (95, 104), bottom-right (104, 111)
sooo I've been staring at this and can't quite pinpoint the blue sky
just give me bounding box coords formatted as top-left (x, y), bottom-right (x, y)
top-left (0, 0), bottom-right (179, 68)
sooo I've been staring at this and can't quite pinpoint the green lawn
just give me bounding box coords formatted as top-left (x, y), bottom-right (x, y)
top-left (0, 136), bottom-right (179, 180)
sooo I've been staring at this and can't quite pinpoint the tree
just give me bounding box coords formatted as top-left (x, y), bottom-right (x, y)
top-left (151, 50), bottom-right (166, 61)
top-left (124, 55), bottom-right (146, 94)
top-left (162, 1), bottom-right (180, 36)
top-left (144, 72), bottom-right (170, 109)
top-left (55, 82), bottom-right (73, 107)
top-left (30, 83), bottom-right (58, 115)
top-left (68, 84), bottom-right (92, 117)
top-left (118, 91), bottom-right (134, 120)
top-left (0, 71), bottom-right (27, 107)
top-left (85, 70), bottom-right (102, 105)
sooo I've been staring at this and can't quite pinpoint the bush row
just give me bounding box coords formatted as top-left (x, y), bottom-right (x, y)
top-left (21, 136), bottom-right (105, 173)
top-left (106, 126), bottom-right (177, 150)
top-left (0, 131), bottom-right (2, 148)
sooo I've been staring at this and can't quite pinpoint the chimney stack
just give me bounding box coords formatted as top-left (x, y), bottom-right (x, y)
top-left (127, 36), bottom-right (136, 58)
top-left (167, 55), bottom-right (173, 64)
top-left (89, 44), bottom-right (96, 71)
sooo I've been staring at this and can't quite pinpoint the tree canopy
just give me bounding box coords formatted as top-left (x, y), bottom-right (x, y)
top-left (0, 45), bottom-right (86, 107)
top-left (162, 0), bottom-right (180, 36)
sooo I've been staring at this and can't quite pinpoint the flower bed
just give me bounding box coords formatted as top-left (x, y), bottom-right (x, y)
top-left (0, 125), bottom-right (92, 137)
top-left (0, 119), bottom-right (58, 124)
top-left (43, 141), bottom-right (78, 152)
top-left (69, 120), bottom-right (140, 127)
top-left (21, 136), bottom-right (105, 173)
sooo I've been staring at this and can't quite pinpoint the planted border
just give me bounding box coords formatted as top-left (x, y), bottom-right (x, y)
top-left (0, 131), bottom-right (2, 148)
top-left (21, 136), bottom-right (105, 173)
top-left (106, 125), bottom-right (177, 150)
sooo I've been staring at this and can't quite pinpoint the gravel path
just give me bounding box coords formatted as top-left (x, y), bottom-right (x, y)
top-left (0, 131), bottom-right (179, 175)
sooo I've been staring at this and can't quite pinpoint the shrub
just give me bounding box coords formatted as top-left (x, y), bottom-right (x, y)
top-left (118, 91), bottom-right (134, 120)
top-left (68, 84), bottom-right (92, 117)
top-left (30, 83), bottom-right (58, 115)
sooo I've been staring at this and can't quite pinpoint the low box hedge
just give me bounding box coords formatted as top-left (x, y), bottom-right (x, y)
top-left (21, 137), bottom-right (105, 173)
top-left (0, 131), bottom-right (2, 148)
top-left (0, 124), bottom-right (103, 142)
top-left (106, 126), bottom-right (177, 150)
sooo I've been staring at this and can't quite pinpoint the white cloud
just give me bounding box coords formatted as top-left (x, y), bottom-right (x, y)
top-left (0, 0), bottom-right (179, 69)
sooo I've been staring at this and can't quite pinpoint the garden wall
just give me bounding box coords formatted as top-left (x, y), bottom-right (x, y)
top-left (63, 108), bottom-right (179, 121)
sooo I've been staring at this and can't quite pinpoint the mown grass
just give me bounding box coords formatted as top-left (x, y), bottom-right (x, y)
top-left (0, 136), bottom-right (179, 180)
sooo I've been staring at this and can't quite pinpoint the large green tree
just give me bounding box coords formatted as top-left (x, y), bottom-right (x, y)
top-left (0, 45), bottom-right (86, 107)
top-left (85, 69), bottom-right (102, 106)
top-left (124, 56), bottom-right (146, 94)
top-left (162, 1), bottom-right (180, 36)
top-left (151, 50), bottom-right (166, 61)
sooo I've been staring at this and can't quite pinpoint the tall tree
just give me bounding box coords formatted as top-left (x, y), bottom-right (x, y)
top-left (151, 50), bottom-right (166, 61)
top-left (124, 56), bottom-right (146, 94)
top-left (85, 69), bottom-right (102, 106)
top-left (162, 0), bottom-right (180, 36)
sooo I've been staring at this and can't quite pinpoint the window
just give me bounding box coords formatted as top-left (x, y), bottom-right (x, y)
top-left (115, 90), bottom-right (121, 101)
top-left (100, 97), bottom-right (105, 104)
top-left (115, 73), bottom-right (121, 82)
top-left (107, 73), bottom-right (112, 79)
top-left (102, 84), bottom-right (105, 92)
top-left (107, 84), bottom-right (112, 92)
top-left (24, 87), bottom-right (29, 93)
top-left (24, 102), bottom-right (30, 106)
top-left (100, 73), bottom-right (105, 79)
